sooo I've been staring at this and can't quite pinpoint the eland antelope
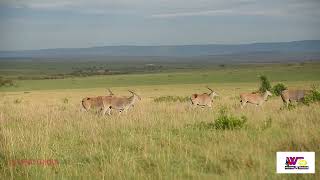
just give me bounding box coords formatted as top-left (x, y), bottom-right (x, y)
top-left (190, 87), bottom-right (219, 107)
top-left (280, 89), bottom-right (310, 107)
top-left (106, 90), bottom-right (141, 114)
top-left (240, 90), bottom-right (272, 108)
top-left (81, 95), bottom-right (112, 114)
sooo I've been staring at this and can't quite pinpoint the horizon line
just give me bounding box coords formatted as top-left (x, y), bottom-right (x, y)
top-left (1, 39), bottom-right (319, 52)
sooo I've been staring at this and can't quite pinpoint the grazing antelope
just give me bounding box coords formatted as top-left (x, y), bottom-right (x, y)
top-left (280, 89), bottom-right (310, 107)
top-left (107, 90), bottom-right (141, 114)
top-left (190, 87), bottom-right (219, 107)
top-left (240, 90), bottom-right (272, 108)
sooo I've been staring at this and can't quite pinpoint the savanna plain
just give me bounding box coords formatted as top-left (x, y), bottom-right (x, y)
top-left (0, 62), bottom-right (319, 179)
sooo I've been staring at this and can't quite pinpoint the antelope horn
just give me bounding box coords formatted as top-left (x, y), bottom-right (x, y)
top-left (206, 86), bottom-right (213, 92)
top-left (107, 88), bottom-right (114, 95)
top-left (128, 90), bottom-right (141, 100)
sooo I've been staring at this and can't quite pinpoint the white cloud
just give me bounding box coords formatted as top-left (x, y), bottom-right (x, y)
top-left (150, 9), bottom-right (287, 18)
top-left (1, 0), bottom-right (317, 19)
top-left (0, 0), bottom-right (319, 19)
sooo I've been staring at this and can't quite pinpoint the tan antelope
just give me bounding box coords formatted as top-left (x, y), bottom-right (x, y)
top-left (81, 95), bottom-right (113, 114)
top-left (80, 88), bottom-right (115, 113)
top-left (190, 87), bottom-right (219, 107)
top-left (240, 90), bottom-right (272, 108)
top-left (106, 90), bottom-right (141, 114)
top-left (280, 89), bottom-right (311, 107)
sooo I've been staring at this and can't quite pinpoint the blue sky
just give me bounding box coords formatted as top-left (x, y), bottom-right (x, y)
top-left (0, 0), bottom-right (320, 50)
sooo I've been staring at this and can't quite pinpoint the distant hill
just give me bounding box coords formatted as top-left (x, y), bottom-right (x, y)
top-left (1, 40), bottom-right (320, 62)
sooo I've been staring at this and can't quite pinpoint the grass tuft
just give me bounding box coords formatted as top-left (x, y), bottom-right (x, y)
top-left (154, 96), bottom-right (189, 103)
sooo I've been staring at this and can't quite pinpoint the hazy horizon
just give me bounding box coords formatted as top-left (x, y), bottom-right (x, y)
top-left (1, 0), bottom-right (320, 51)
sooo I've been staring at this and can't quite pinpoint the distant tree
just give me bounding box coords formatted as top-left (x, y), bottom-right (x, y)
top-left (0, 76), bottom-right (14, 87)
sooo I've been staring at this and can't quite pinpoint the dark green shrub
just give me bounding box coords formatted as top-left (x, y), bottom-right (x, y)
top-left (272, 83), bottom-right (287, 96)
top-left (185, 108), bottom-right (247, 130)
top-left (154, 96), bottom-right (189, 103)
top-left (258, 75), bottom-right (271, 93)
top-left (303, 87), bottom-right (320, 105)
top-left (214, 108), bottom-right (247, 130)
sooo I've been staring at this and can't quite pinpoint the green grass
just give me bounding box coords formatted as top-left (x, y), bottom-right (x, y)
top-left (0, 62), bottom-right (319, 179)
top-left (0, 84), bottom-right (319, 179)
top-left (1, 62), bottom-right (320, 91)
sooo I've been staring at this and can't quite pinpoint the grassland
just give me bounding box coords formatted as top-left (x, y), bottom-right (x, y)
top-left (1, 62), bottom-right (320, 92)
top-left (0, 63), bottom-right (319, 179)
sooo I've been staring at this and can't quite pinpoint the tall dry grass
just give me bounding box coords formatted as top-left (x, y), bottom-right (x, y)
top-left (0, 83), bottom-right (319, 179)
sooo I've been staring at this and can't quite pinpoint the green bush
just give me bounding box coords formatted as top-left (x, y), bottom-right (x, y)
top-left (154, 96), bottom-right (189, 103)
top-left (214, 108), bottom-right (247, 130)
top-left (258, 75), bottom-right (271, 93)
top-left (303, 87), bottom-right (320, 105)
top-left (186, 108), bottom-right (247, 130)
top-left (272, 83), bottom-right (287, 96)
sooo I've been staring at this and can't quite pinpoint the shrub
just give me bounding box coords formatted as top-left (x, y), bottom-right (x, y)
top-left (258, 75), bottom-right (271, 93)
top-left (186, 108), bottom-right (247, 130)
top-left (303, 87), bottom-right (320, 105)
top-left (154, 96), bottom-right (189, 103)
top-left (272, 83), bottom-right (287, 96)
top-left (214, 108), bottom-right (247, 130)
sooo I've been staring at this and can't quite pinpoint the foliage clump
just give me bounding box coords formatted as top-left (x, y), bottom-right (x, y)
top-left (258, 75), bottom-right (272, 93)
top-left (303, 85), bottom-right (320, 105)
top-left (272, 83), bottom-right (287, 96)
top-left (214, 108), bottom-right (247, 130)
top-left (154, 96), bottom-right (189, 103)
top-left (186, 107), bottom-right (247, 130)
top-left (258, 75), bottom-right (287, 96)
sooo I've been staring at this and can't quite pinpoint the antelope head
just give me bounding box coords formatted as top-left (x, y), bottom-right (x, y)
top-left (207, 86), bottom-right (219, 97)
top-left (128, 90), bottom-right (142, 100)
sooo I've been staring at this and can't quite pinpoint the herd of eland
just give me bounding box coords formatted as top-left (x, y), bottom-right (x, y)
top-left (81, 86), bottom-right (311, 115)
